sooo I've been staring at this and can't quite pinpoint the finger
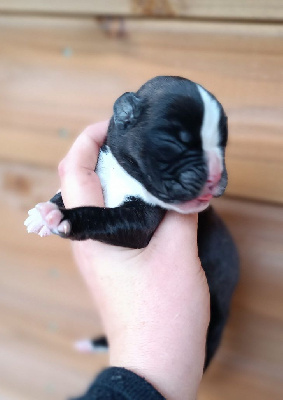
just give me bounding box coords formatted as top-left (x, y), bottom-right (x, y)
top-left (149, 211), bottom-right (199, 257)
top-left (59, 121), bottom-right (109, 208)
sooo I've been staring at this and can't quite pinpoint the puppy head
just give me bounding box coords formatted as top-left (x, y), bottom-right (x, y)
top-left (108, 76), bottom-right (228, 213)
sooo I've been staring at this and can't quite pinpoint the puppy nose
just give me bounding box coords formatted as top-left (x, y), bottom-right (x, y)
top-left (207, 174), bottom-right (221, 190)
top-left (207, 182), bottom-right (214, 191)
top-left (206, 150), bottom-right (223, 184)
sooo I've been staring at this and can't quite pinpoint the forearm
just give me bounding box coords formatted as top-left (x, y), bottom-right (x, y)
top-left (109, 304), bottom-right (208, 400)
top-left (100, 251), bottom-right (210, 400)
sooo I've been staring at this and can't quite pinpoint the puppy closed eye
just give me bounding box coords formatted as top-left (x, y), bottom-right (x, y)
top-left (179, 130), bottom-right (191, 143)
top-left (157, 140), bottom-right (185, 160)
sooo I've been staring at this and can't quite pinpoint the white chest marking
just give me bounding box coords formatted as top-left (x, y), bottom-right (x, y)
top-left (96, 148), bottom-right (151, 208)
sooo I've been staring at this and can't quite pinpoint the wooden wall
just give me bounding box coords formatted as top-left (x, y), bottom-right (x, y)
top-left (0, 2), bottom-right (283, 399)
top-left (1, 15), bottom-right (283, 203)
top-left (1, 0), bottom-right (283, 21)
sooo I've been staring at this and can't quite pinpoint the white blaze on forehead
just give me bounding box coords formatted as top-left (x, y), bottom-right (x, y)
top-left (197, 84), bottom-right (221, 150)
top-left (197, 84), bottom-right (223, 179)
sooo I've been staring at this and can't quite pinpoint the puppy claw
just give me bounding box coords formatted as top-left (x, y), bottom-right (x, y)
top-left (39, 226), bottom-right (52, 237)
top-left (57, 220), bottom-right (71, 236)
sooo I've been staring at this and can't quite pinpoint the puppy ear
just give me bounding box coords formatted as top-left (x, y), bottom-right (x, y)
top-left (113, 92), bottom-right (141, 128)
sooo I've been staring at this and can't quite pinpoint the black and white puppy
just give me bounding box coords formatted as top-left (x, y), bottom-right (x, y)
top-left (25, 76), bottom-right (239, 369)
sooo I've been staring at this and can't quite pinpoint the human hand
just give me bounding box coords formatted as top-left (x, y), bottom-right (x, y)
top-left (59, 121), bottom-right (210, 400)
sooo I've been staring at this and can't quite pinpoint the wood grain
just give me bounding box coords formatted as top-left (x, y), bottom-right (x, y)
top-left (0, 161), bottom-right (282, 399)
top-left (1, 16), bottom-right (283, 203)
top-left (0, 0), bottom-right (283, 21)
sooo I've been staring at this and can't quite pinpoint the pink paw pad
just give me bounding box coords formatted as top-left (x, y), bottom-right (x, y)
top-left (24, 202), bottom-right (70, 237)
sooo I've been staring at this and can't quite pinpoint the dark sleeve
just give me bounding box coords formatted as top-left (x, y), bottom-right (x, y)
top-left (71, 367), bottom-right (165, 400)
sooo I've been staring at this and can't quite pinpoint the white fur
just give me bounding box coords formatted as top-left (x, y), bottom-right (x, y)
top-left (74, 339), bottom-right (107, 353)
top-left (96, 149), bottom-right (150, 208)
top-left (24, 207), bottom-right (52, 236)
top-left (197, 85), bottom-right (223, 177)
top-left (197, 85), bottom-right (221, 151)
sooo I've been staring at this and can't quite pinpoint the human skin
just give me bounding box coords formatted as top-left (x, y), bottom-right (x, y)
top-left (58, 121), bottom-right (210, 400)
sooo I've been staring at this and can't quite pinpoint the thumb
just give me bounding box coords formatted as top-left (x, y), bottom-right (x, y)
top-left (59, 121), bottom-right (109, 208)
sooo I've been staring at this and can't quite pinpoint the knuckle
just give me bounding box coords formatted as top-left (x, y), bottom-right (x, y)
top-left (58, 158), bottom-right (68, 177)
top-left (84, 124), bottom-right (94, 133)
top-left (82, 124), bottom-right (97, 139)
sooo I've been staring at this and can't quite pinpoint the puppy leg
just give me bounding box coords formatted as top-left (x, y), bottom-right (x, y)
top-left (26, 197), bottom-right (165, 248)
top-left (58, 201), bottom-right (164, 248)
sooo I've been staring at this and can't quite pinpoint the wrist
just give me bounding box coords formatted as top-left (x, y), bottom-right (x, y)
top-left (110, 355), bottom-right (203, 400)
top-left (108, 320), bottom-right (207, 400)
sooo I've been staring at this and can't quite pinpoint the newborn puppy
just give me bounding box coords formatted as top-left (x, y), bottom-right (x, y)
top-left (25, 76), bottom-right (239, 368)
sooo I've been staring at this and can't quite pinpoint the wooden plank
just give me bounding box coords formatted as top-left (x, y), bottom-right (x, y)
top-left (1, 16), bottom-right (283, 203)
top-left (226, 124), bottom-right (283, 203)
top-left (0, 0), bottom-right (128, 15)
top-left (1, 161), bottom-right (283, 399)
top-left (0, 0), bottom-right (283, 21)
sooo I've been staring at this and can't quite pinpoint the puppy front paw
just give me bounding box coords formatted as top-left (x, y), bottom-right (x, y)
top-left (24, 202), bottom-right (71, 237)
top-left (24, 204), bottom-right (52, 237)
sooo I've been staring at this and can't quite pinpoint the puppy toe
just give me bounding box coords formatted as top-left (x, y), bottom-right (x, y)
top-left (38, 225), bottom-right (52, 237)
top-left (25, 207), bottom-right (47, 235)
top-left (35, 201), bottom-right (58, 218)
top-left (44, 209), bottom-right (64, 230)
top-left (57, 220), bottom-right (71, 237)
